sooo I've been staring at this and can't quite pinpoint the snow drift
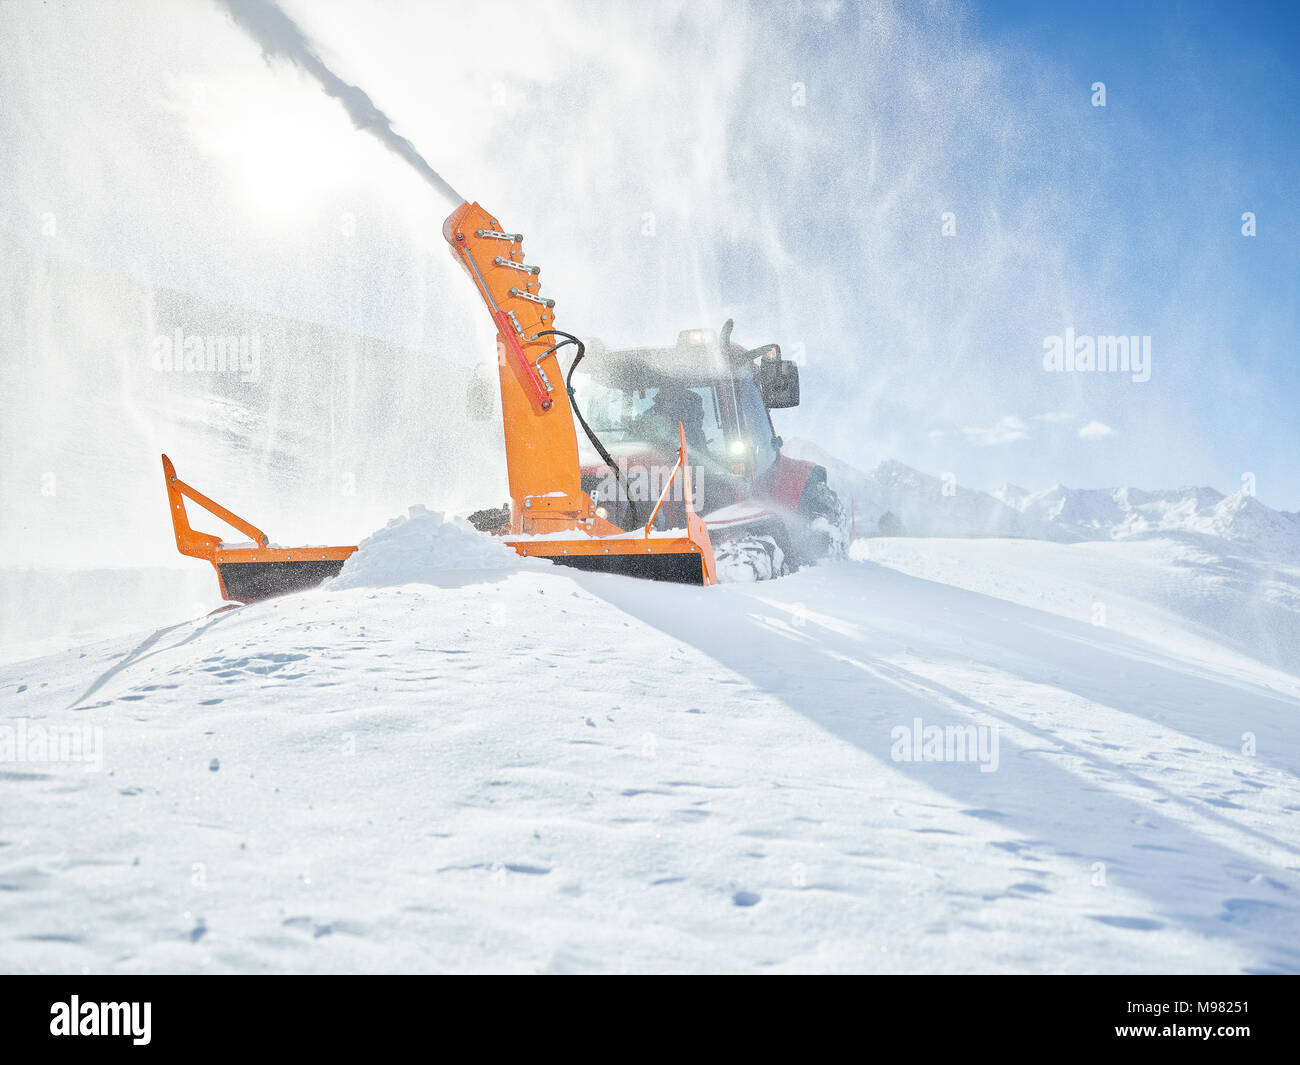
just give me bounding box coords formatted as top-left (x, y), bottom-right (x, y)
top-left (4, 536), bottom-right (1299, 974)
top-left (330, 505), bottom-right (523, 590)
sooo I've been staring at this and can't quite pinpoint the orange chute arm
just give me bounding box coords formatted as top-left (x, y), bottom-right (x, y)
top-left (443, 201), bottom-right (623, 538)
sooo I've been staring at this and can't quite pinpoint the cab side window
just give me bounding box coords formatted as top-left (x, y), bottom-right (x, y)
top-left (737, 374), bottom-right (777, 476)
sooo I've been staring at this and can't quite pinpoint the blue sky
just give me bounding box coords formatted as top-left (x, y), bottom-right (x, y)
top-left (701, 0), bottom-right (1300, 509)
top-left (959, 0), bottom-right (1299, 504)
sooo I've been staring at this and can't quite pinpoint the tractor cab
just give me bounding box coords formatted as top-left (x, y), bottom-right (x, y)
top-left (570, 321), bottom-right (801, 528)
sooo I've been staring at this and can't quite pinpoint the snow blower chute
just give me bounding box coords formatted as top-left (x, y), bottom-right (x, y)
top-left (444, 201), bottom-right (716, 585)
top-left (161, 200), bottom-right (715, 601)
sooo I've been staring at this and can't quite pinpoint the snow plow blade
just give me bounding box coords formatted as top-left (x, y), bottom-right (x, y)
top-left (506, 425), bottom-right (716, 586)
top-left (518, 542), bottom-right (711, 584)
top-left (162, 454), bottom-right (357, 603)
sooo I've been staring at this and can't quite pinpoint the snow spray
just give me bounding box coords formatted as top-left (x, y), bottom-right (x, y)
top-left (214, 0), bottom-right (463, 205)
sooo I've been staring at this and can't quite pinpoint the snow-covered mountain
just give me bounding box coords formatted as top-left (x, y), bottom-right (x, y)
top-left (784, 440), bottom-right (1054, 540)
top-left (993, 482), bottom-right (1300, 557)
top-left (785, 438), bottom-right (1300, 558)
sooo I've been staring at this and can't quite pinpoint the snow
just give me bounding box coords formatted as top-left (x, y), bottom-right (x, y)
top-left (3, 524), bottom-right (1299, 973)
top-left (0, 567), bottom-right (215, 668)
top-left (329, 505), bottom-right (524, 590)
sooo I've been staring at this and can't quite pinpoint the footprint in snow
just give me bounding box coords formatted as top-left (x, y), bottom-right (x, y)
top-left (1219, 898), bottom-right (1295, 925)
top-left (1088, 915), bottom-right (1163, 931)
top-left (733, 891), bottom-right (762, 907)
top-left (283, 915), bottom-right (333, 938)
top-left (1222, 864), bottom-right (1290, 892)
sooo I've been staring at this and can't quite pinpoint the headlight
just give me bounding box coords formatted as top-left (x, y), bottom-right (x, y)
top-left (676, 328), bottom-right (716, 347)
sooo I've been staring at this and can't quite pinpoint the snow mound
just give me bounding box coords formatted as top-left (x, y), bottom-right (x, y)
top-left (331, 505), bottom-right (522, 589)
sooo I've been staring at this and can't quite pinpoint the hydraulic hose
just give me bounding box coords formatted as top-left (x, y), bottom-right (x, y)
top-left (530, 329), bottom-right (640, 526)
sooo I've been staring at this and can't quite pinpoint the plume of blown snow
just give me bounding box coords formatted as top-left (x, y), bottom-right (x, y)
top-left (214, 0), bottom-right (463, 205)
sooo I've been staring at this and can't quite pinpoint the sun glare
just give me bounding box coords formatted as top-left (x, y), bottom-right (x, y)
top-left (178, 72), bottom-right (377, 220)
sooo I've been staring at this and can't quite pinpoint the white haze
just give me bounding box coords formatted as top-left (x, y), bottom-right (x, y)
top-left (0, 0), bottom-right (1267, 589)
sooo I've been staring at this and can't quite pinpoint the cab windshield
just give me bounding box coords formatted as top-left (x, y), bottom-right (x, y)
top-left (571, 371), bottom-right (729, 461)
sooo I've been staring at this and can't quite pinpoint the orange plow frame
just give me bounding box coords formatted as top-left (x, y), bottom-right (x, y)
top-left (162, 454), bottom-right (357, 602)
top-left (508, 424), bottom-right (717, 585)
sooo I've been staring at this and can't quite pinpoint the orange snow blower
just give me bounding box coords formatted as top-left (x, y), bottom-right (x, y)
top-left (443, 201), bottom-right (715, 585)
top-left (162, 200), bottom-right (715, 601)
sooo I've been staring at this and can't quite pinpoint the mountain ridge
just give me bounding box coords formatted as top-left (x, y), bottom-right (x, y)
top-left (783, 438), bottom-right (1300, 559)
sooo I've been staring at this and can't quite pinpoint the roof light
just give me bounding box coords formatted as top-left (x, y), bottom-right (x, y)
top-left (676, 328), bottom-right (716, 347)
